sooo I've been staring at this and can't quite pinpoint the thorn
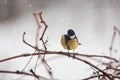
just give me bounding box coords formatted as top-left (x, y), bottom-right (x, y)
top-left (39, 38), bottom-right (42, 40)
top-left (109, 47), bottom-right (112, 50)
top-left (30, 69), bottom-right (39, 79)
top-left (23, 32), bottom-right (26, 35)
top-left (33, 13), bottom-right (36, 15)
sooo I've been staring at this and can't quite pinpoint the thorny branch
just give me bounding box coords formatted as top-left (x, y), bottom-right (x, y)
top-left (0, 11), bottom-right (120, 80)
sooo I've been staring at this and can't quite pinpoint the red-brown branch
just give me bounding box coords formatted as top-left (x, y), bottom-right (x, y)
top-left (77, 53), bottom-right (118, 62)
top-left (109, 26), bottom-right (120, 57)
top-left (0, 70), bottom-right (48, 79)
top-left (0, 51), bottom-right (117, 79)
top-left (23, 11), bottom-right (52, 78)
top-left (0, 51), bottom-right (118, 63)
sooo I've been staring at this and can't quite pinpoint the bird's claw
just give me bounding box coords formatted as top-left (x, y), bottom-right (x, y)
top-left (73, 54), bottom-right (76, 59)
top-left (68, 53), bottom-right (70, 58)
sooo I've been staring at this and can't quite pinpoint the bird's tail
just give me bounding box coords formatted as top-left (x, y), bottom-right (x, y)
top-left (78, 43), bottom-right (82, 45)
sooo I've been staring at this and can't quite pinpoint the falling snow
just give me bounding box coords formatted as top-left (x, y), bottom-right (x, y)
top-left (4, 20), bottom-right (8, 24)
top-left (4, 0), bottom-right (7, 4)
top-left (29, 4), bottom-right (32, 7)
top-left (61, 18), bottom-right (65, 22)
top-left (113, 0), bottom-right (117, 3)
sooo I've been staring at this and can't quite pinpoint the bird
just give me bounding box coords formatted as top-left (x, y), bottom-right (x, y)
top-left (61, 29), bottom-right (81, 58)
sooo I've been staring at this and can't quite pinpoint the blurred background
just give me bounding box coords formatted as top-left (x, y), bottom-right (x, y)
top-left (0, 0), bottom-right (120, 80)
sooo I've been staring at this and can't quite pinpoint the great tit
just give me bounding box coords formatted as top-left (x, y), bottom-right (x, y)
top-left (61, 29), bottom-right (81, 58)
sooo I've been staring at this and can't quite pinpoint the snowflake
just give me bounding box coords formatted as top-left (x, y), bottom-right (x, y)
top-left (113, 0), bottom-right (117, 3)
top-left (61, 18), bottom-right (65, 22)
top-left (29, 4), bottom-right (32, 8)
top-left (4, 0), bottom-right (7, 4)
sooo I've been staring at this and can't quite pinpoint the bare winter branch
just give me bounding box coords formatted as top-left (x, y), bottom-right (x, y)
top-left (0, 11), bottom-right (120, 80)
top-left (0, 70), bottom-right (48, 80)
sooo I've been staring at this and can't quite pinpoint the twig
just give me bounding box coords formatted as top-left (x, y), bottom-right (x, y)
top-left (39, 12), bottom-right (48, 41)
top-left (42, 59), bottom-right (52, 78)
top-left (76, 53), bottom-right (118, 62)
top-left (73, 56), bottom-right (112, 79)
top-left (30, 69), bottom-right (40, 80)
top-left (0, 70), bottom-right (50, 80)
top-left (23, 32), bottom-right (40, 51)
top-left (33, 11), bottom-right (52, 78)
top-left (21, 50), bottom-right (37, 72)
top-left (109, 26), bottom-right (120, 57)
top-left (82, 74), bottom-right (104, 80)
top-left (0, 70), bottom-right (45, 79)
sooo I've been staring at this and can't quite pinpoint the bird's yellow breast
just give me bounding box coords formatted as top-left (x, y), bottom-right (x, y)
top-left (61, 35), bottom-right (78, 50)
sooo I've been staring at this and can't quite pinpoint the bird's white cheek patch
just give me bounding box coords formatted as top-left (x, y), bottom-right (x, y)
top-left (70, 35), bottom-right (75, 39)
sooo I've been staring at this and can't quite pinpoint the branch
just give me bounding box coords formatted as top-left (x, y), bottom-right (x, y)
top-left (77, 53), bottom-right (118, 62)
top-left (39, 11), bottom-right (48, 41)
top-left (83, 74), bottom-right (120, 80)
top-left (109, 26), bottom-right (120, 57)
top-left (82, 74), bottom-right (104, 80)
top-left (30, 11), bottom-right (51, 78)
top-left (23, 32), bottom-right (43, 51)
top-left (0, 51), bottom-right (118, 63)
top-left (33, 12), bottom-right (41, 47)
top-left (73, 55), bottom-right (113, 79)
top-left (0, 70), bottom-right (48, 80)
top-left (0, 51), bottom-right (117, 79)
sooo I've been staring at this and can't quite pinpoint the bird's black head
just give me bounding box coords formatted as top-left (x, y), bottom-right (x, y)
top-left (67, 29), bottom-right (76, 39)
top-left (67, 29), bottom-right (75, 36)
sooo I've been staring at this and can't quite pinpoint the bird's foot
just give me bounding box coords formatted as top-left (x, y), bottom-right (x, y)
top-left (68, 53), bottom-right (70, 58)
top-left (73, 53), bottom-right (76, 59)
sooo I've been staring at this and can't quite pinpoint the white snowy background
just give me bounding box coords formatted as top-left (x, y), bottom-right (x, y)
top-left (0, 0), bottom-right (120, 80)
